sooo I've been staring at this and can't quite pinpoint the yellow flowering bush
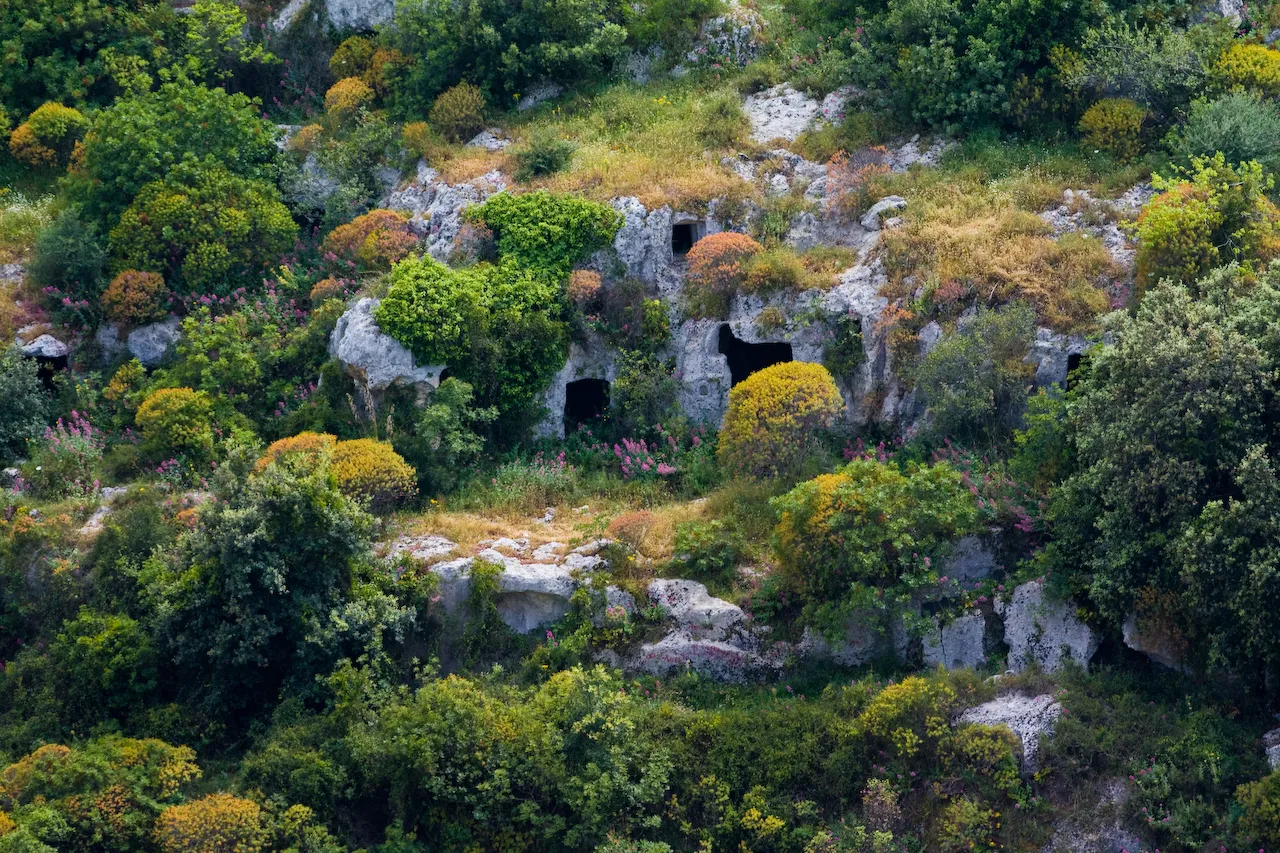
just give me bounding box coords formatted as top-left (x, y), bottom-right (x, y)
top-left (101, 270), bottom-right (168, 326)
top-left (135, 388), bottom-right (215, 461)
top-left (325, 76), bottom-right (375, 125)
top-left (717, 361), bottom-right (843, 479)
top-left (254, 431), bottom-right (336, 473)
top-left (9, 102), bottom-right (88, 169)
top-left (331, 438), bottom-right (418, 512)
top-left (154, 793), bottom-right (265, 853)
top-left (858, 675), bottom-right (958, 759)
top-left (1078, 97), bottom-right (1145, 162)
top-left (1213, 43), bottom-right (1280, 98)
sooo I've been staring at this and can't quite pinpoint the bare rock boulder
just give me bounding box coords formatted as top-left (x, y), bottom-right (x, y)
top-left (329, 297), bottom-right (445, 393)
top-left (999, 580), bottom-right (1099, 673)
top-left (957, 693), bottom-right (1062, 771)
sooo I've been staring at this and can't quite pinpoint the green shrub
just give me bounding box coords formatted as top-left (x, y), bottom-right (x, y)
top-left (467, 190), bottom-right (623, 275)
top-left (20, 413), bottom-right (103, 499)
top-left (1078, 98), bottom-right (1145, 161)
top-left (135, 388), bottom-right (215, 462)
top-left (743, 248), bottom-right (806, 293)
top-left (671, 519), bottom-right (741, 584)
top-left (629, 0), bottom-right (722, 55)
top-left (109, 163), bottom-right (298, 296)
top-left (611, 352), bottom-right (679, 435)
top-left (8, 103), bottom-right (87, 169)
top-left (27, 210), bottom-right (108, 307)
top-left (915, 302), bottom-right (1037, 449)
top-left (48, 609), bottom-right (157, 727)
top-left (717, 361), bottom-right (844, 479)
top-left (772, 458), bottom-right (978, 601)
top-left (101, 270), bottom-right (168, 326)
top-left (374, 255), bottom-right (488, 365)
top-left (513, 129), bottom-right (577, 182)
top-left (401, 377), bottom-right (496, 494)
top-left (1134, 155), bottom-right (1280, 295)
top-left (66, 80), bottom-right (280, 229)
top-left (1237, 771), bottom-right (1280, 845)
top-left (0, 347), bottom-right (50, 465)
top-left (330, 35), bottom-right (375, 81)
top-left (1165, 93), bottom-right (1280, 174)
top-left (428, 82), bottom-right (487, 142)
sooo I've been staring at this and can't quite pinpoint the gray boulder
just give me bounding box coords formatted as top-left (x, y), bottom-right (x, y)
top-left (1122, 612), bottom-right (1187, 671)
top-left (20, 334), bottom-right (68, 360)
top-left (273, 0), bottom-right (394, 31)
top-left (923, 612), bottom-right (988, 670)
top-left (1265, 728), bottom-right (1280, 771)
top-left (384, 163), bottom-right (507, 261)
top-left (648, 579), bottom-right (747, 641)
top-left (466, 129), bottom-right (512, 151)
top-left (860, 196), bottom-right (907, 231)
top-left (329, 297), bottom-right (445, 393)
top-left (957, 693), bottom-right (1062, 771)
top-left (999, 580), bottom-right (1099, 673)
top-left (685, 2), bottom-right (764, 69)
top-left (128, 318), bottom-right (181, 366)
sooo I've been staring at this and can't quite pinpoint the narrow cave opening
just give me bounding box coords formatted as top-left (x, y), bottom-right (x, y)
top-left (718, 324), bottom-right (793, 387)
top-left (1065, 352), bottom-right (1084, 390)
top-left (671, 222), bottom-right (701, 256)
top-left (565, 378), bottom-right (610, 428)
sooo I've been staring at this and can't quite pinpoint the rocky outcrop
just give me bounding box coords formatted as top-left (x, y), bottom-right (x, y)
top-left (272, 0), bottom-right (394, 32)
top-left (923, 612), bottom-right (988, 670)
top-left (944, 535), bottom-right (996, 583)
top-left (20, 334), bottom-right (68, 360)
top-left (1038, 185), bottom-right (1153, 270)
top-left (1026, 327), bottom-right (1092, 387)
top-left (798, 612), bottom-right (906, 667)
top-left (536, 337), bottom-right (618, 439)
top-left (329, 297), bottom-right (445, 395)
top-left (384, 163), bottom-right (507, 261)
top-left (957, 693), bottom-right (1062, 771)
top-left (860, 196), bottom-right (907, 231)
top-left (886, 135), bottom-right (957, 172)
top-left (1265, 728), bottom-right (1280, 771)
top-left (998, 580), bottom-right (1099, 673)
top-left (466, 129), bottom-right (512, 151)
top-left (648, 579), bottom-right (748, 640)
top-left (97, 317), bottom-right (181, 367)
top-left (681, 2), bottom-right (764, 70)
top-left (743, 84), bottom-right (821, 144)
top-left (285, 153), bottom-right (340, 212)
top-left (1122, 612), bottom-right (1187, 671)
top-left (517, 83), bottom-right (565, 112)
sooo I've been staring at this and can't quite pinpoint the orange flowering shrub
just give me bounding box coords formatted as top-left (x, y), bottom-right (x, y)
top-left (154, 793), bottom-right (264, 853)
top-left (606, 510), bottom-right (657, 551)
top-left (325, 77), bottom-right (375, 124)
top-left (828, 146), bottom-right (890, 217)
top-left (567, 269), bottom-right (603, 304)
top-left (287, 123), bottom-right (324, 154)
top-left (331, 439), bottom-right (418, 512)
top-left (368, 48), bottom-right (407, 95)
top-left (717, 361), bottom-right (843, 478)
top-left (254, 431), bottom-right (337, 473)
top-left (309, 276), bottom-right (349, 304)
top-left (322, 210), bottom-right (419, 270)
top-left (101, 270), bottom-right (168, 325)
top-left (685, 232), bottom-right (764, 316)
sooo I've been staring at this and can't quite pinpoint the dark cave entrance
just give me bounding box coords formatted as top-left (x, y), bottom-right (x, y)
top-left (671, 221), bottom-right (703, 256)
top-left (565, 378), bottom-right (610, 427)
top-left (1065, 352), bottom-right (1085, 390)
top-left (718, 324), bottom-right (793, 386)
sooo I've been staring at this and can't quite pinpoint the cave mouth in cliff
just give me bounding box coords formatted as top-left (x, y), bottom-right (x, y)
top-left (671, 221), bottom-right (701, 255)
top-left (718, 324), bottom-right (793, 387)
top-left (1065, 352), bottom-right (1084, 391)
top-left (565, 378), bottom-right (610, 428)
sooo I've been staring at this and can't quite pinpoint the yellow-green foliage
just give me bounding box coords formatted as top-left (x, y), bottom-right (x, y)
top-left (1078, 98), bottom-right (1145, 162)
top-left (771, 458), bottom-right (978, 600)
top-left (9, 102), bottom-right (89, 169)
top-left (1213, 43), bottom-right (1280, 98)
top-left (135, 388), bottom-right (215, 461)
top-left (1237, 772), bottom-right (1280, 845)
top-left (430, 82), bottom-right (487, 142)
top-left (717, 361), bottom-right (843, 479)
top-left (287, 123), bottom-right (324, 154)
top-left (1134, 155), bottom-right (1280, 295)
top-left (936, 797), bottom-right (998, 853)
top-left (255, 431), bottom-right (336, 473)
top-left (0, 809), bottom-right (13, 836)
top-left (331, 438), bottom-right (418, 512)
top-left (329, 35), bottom-right (375, 80)
top-left (104, 359), bottom-right (148, 415)
top-left (858, 676), bottom-right (957, 758)
top-left (325, 76), bottom-right (375, 125)
top-left (154, 793), bottom-right (265, 853)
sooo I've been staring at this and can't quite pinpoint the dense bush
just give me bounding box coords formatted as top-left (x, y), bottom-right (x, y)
top-left (915, 302), bottom-right (1037, 449)
top-left (331, 439), bottom-right (418, 513)
top-left (1211, 42), bottom-right (1280, 98)
top-left (467, 190), bottom-right (623, 276)
top-left (428, 82), bottom-right (487, 142)
top-left (100, 270), bottom-right (168, 326)
top-left (322, 209), bottom-right (419, 271)
top-left (1134, 156), bottom-right (1280, 295)
top-left (375, 255), bottom-right (488, 365)
top-left (135, 388), bottom-right (215, 462)
top-left (513, 129), bottom-right (577, 182)
top-left (256, 431), bottom-right (337, 473)
top-left (8, 103), bottom-right (88, 169)
top-left (27, 209), bottom-right (109, 308)
top-left (154, 794), bottom-right (264, 853)
top-left (110, 163), bottom-right (297, 296)
top-left (1078, 98), bottom-right (1145, 161)
top-left (67, 80), bottom-right (281, 229)
top-left (325, 77), bottom-right (375, 125)
top-left (696, 92), bottom-right (749, 148)
top-left (400, 378), bottom-right (496, 494)
top-left (717, 361), bottom-right (844, 479)
top-left (1046, 264), bottom-right (1280, 680)
top-left (0, 347), bottom-right (51, 465)
top-left (1237, 771), bottom-right (1280, 845)
top-left (772, 458), bottom-right (978, 602)
top-left (386, 0), bottom-right (628, 113)
top-left (685, 232), bottom-right (764, 317)
top-left (1164, 93), bottom-right (1280, 174)
top-left (330, 36), bottom-right (376, 81)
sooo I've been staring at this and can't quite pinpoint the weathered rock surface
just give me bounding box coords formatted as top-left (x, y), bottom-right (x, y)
top-left (999, 581), bottom-right (1099, 673)
top-left (684, 2), bottom-right (764, 69)
top-left (20, 334), bottom-right (68, 360)
top-left (860, 196), bottom-right (907, 231)
top-left (78, 487), bottom-right (129, 536)
top-left (923, 612), bottom-right (987, 670)
top-left (517, 83), bottom-right (564, 112)
top-left (329, 297), bottom-right (445, 393)
top-left (957, 693), bottom-right (1062, 771)
top-left (886, 135), bottom-right (956, 172)
top-left (1040, 780), bottom-right (1144, 853)
top-left (798, 614), bottom-right (906, 667)
top-left (743, 84), bottom-right (821, 144)
top-left (467, 129), bottom-right (512, 151)
top-left (1265, 728), bottom-right (1280, 771)
top-left (1121, 612), bottom-right (1187, 671)
top-left (536, 336), bottom-right (618, 439)
top-left (1038, 186), bottom-right (1153, 270)
top-left (1026, 327), bottom-right (1091, 387)
top-left (944, 535), bottom-right (996, 583)
top-left (285, 153), bottom-right (340, 212)
top-left (384, 163), bottom-right (507, 261)
top-left (97, 317), bottom-right (182, 367)
top-left (648, 579), bottom-right (747, 641)
top-left (273, 0), bottom-right (393, 31)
